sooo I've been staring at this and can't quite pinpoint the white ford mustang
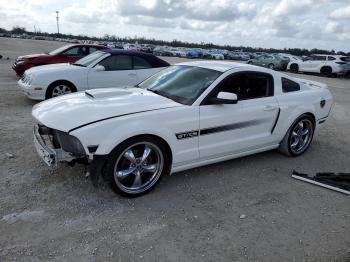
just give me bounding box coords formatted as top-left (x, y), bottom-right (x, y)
top-left (18, 50), bottom-right (169, 100)
top-left (32, 61), bottom-right (333, 197)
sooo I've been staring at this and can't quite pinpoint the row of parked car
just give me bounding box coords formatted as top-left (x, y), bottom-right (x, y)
top-left (248, 53), bottom-right (350, 76)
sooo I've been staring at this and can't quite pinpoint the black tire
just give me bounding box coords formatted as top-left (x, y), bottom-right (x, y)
top-left (268, 63), bottom-right (275, 70)
top-left (247, 61), bottom-right (253, 64)
top-left (279, 114), bottom-right (315, 157)
top-left (46, 81), bottom-right (76, 99)
top-left (320, 66), bottom-right (332, 77)
top-left (290, 63), bottom-right (299, 73)
top-left (104, 136), bottom-right (171, 197)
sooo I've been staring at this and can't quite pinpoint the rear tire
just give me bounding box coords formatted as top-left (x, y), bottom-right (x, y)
top-left (320, 66), bottom-right (332, 77)
top-left (290, 63), bottom-right (299, 73)
top-left (279, 114), bottom-right (315, 157)
top-left (104, 136), bottom-right (171, 197)
top-left (268, 63), bottom-right (275, 70)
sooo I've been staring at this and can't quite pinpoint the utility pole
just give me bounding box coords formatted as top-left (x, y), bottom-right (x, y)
top-left (56, 11), bottom-right (60, 35)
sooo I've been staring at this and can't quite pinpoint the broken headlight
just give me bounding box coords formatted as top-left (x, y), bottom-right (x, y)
top-left (54, 130), bottom-right (86, 155)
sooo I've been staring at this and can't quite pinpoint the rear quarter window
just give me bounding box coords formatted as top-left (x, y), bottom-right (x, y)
top-left (282, 77), bottom-right (300, 93)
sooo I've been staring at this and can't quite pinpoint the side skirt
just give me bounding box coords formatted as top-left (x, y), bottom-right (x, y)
top-left (171, 144), bottom-right (279, 174)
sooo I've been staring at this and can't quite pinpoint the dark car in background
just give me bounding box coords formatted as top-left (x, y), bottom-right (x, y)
top-left (12, 44), bottom-right (107, 76)
top-left (248, 54), bottom-right (289, 70)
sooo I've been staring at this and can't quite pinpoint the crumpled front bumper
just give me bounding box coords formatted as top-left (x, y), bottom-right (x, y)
top-left (33, 124), bottom-right (76, 166)
top-left (33, 124), bottom-right (107, 186)
top-left (33, 124), bottom-right (57, 166)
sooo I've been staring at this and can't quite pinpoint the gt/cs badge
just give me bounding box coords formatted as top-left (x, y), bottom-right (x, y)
top-left (176, 131), bottom-right (199, 140)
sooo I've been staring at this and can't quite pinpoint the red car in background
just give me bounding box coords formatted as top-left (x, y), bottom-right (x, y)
top-left (12, 44), bottom-right (107, 76)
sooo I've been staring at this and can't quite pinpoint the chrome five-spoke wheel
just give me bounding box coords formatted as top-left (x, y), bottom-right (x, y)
top-left (290, 119), bottom-right (313, 155)
top-left (279, 115), bottom-right (315, 157)
top-left (106, 137), bottom-right (170, 197)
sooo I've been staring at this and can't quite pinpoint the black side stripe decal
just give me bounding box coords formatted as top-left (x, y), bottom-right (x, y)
top-left (175, 119), bottom-right (267, 140)
top-left (271, 108), bottom-right (281, 134)
top-left (200, 119), bottom-right (266, 136)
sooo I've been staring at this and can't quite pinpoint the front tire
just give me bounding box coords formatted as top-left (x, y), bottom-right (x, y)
top-left (105, 136), bottom-right (170, 197)
top-left (46, 81), bottom-right (76, 99)
top-left (279, 115), bottom-right (315, 157)
top-left (268, 63), bottom-right (275, 70)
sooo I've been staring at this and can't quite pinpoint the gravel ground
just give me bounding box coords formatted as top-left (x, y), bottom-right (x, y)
top-left (0, 38), bottom-right (349, 262)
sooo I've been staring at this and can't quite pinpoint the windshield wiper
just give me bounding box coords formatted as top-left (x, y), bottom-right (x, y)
top-left (72, 63), bottom-right (86, 67)
top-left (146, 89), bottom-right (175, 100)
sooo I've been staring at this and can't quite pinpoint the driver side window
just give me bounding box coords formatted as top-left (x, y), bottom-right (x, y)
top-left (213, 72), bottom-right (273, 101)
top-left (63, 47), bottom-right (83, 56)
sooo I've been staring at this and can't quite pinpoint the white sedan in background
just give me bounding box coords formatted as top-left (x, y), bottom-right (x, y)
top-left (32, 61), bottom-right (333, 197)
top-left (18, 50), bottom-right (170, 100)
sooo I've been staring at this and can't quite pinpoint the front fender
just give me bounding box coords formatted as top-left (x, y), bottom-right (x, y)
top-left (70, 106), bottom-right (200, 165)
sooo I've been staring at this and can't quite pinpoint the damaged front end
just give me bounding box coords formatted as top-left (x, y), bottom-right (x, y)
top-left (33, 124), bottom-right (106, 186)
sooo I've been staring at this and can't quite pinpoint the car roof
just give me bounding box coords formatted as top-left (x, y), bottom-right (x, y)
top-left (67, 44), bottom-right (105, 47)
top-left (102, 49), bottom-right (170, 67)
top-left (176, 61), bottom-right (251, 72)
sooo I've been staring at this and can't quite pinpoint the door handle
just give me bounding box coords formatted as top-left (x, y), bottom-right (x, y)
top-left (263, 105), bottom-right (276, 111)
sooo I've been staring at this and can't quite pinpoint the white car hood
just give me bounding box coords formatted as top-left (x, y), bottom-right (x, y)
top-left (32, 87), bottom-right (183, 132)
top-left (26, 63), bottom-right (86, 75)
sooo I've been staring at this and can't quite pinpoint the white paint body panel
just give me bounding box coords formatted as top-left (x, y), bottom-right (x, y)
top-left (32, 62), bottom-right (334, 173)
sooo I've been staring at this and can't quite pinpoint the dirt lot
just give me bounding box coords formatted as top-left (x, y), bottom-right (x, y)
top-left (0, 38), bottom-right (349, 262)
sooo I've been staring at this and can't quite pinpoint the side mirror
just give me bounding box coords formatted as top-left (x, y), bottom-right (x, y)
top-left (210, 92), bottom-right (238, 104)
top-left (94, 65), bottom-right (105, 72)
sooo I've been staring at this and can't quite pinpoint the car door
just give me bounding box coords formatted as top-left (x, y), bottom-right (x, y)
top-left (255, 56), bottom-right (265, 66)
top-left (198, 71), bottom-right (279, 160)
top-left (87, 54), bottom-right (138, 89)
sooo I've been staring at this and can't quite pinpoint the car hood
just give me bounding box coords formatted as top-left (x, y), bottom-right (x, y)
top-left (18, 53), bottom-right (49, 60)
top-left (26, 63), bottom-right (85, 75)
top-left (32, 87), bottom-right (183, 132)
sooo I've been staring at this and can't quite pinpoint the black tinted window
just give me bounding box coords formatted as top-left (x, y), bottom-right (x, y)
top-left (328, 56), bottom-right (336, 61)
top-left (133, 56), bottom-right (151, 69)
top-left (215, 72), bottom-right (273, 100)
top-left (311, 56), bottom-right (327, 61)
top-left (89, 47), bottom-right (98, 54)
top-left (282, 77), bottom-right (300, 92)
top-left (63, 47), bottom-right (80, 56)
top-left (99, 55), bottom-right (132, 71)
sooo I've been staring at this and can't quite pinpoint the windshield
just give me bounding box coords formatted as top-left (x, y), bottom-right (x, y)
top-left (138, 65), bottom-right (222, 105)
top-left (73, 51), bottom-right (107, 67)
top-left (48, 45), bottom-right (72, 55)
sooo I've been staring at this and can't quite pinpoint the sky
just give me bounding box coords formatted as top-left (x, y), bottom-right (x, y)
top-left (1, 0), bottom-right (350, 51)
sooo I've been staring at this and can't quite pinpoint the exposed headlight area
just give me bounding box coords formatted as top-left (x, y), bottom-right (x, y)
top-left (37, 124), bottom-right (86, 157)
top-left (54, 130), bottom-right (86, 155)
